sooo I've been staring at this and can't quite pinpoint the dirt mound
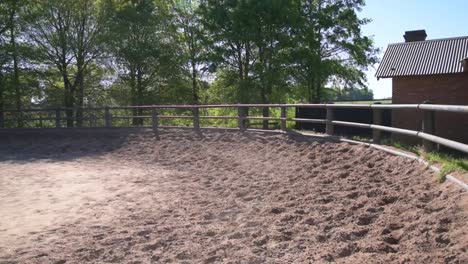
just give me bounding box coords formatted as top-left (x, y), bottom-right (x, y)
top-left (0, 128), bottom-right (467, 263)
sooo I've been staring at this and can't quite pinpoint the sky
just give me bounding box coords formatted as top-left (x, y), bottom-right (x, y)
top-left (359, 0), bottom-right (468, 99)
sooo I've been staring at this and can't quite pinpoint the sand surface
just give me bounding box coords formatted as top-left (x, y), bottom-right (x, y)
top-left (0, 128), bottom-right (467, 263)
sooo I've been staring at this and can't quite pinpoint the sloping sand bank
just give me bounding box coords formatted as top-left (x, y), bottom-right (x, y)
top-left (0, 128), bottom-right (467, 263)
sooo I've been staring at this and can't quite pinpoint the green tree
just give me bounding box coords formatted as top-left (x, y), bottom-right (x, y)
top-left (7, 0), bottom-right (21, 114)
top-left (0, 1), bottom-right (10, 126)
top-left (334, 86), bottom-right (373, 101)
top-left (172, 0), bottom-right (208, 124)
top-left (71, 0), bottom-right (104, 126)
top-left (0, 0), bottom-right (35, 126)
top-left (289, 0), bottom-right (378, 103)
top-left (102, 0), bottom-right (179, 125)
top-left (249, 0), bottom-right (298, 128)
top-left (25, 0), bottom-right (102, 127)
top-left (0, 0), bottom-right (380, 129)
top-left (200, 0), bottom-right (302, 128)
top-left (199, 0), bottom-right (255, 105)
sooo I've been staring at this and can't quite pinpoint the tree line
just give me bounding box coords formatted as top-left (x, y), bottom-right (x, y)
top-left (0, 0), bottom-right (377, 127)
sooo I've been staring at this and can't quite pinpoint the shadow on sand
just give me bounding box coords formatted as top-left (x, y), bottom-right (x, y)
top-left (0, 127), bottom-right (338, 163)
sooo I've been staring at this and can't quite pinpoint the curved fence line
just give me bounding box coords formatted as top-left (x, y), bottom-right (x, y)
top-left (1, 103), bottom-right (467, 154)
top-left (2, 103), bottom-right (468, 112)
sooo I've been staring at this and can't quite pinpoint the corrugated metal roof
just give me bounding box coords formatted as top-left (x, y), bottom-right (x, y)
top-left (376, 36), bottom-right (468, 78)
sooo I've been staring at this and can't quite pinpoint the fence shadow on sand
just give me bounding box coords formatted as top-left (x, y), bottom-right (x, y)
top-left (0, 127), bottom-right (341, 163)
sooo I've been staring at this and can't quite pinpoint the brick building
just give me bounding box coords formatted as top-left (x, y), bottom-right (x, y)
top-left (376, 30), bottom-right (468, 145)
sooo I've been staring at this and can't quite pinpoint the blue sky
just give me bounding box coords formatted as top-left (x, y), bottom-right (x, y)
top-left (360, 0), bottom-right (468, 98)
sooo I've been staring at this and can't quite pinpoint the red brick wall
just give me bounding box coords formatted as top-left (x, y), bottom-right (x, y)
top-left (391, 73), bottom-right (468, 145)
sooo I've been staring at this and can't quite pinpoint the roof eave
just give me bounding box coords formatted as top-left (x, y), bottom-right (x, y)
top-left (376, 71), bottom-right (468, 79)
top-left (375, 75), bottom-right (393, 79)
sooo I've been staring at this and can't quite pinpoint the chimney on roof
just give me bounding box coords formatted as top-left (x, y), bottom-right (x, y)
top-left (462, 58), bottom-right (468, 72)
top-left (404, 30), bottom-right (427, 42)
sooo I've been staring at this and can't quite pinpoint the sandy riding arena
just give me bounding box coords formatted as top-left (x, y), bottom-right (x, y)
top-left (0, 129), bottom-right (467, 263)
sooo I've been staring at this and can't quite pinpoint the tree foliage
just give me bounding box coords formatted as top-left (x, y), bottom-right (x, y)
top-left (0, 0), bottom-right (377, 127)
top-left (288, 0), bottom-right (378, 103)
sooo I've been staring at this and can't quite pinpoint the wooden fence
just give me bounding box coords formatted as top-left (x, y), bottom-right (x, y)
top-left (1, 103), bottom-right (468, 154)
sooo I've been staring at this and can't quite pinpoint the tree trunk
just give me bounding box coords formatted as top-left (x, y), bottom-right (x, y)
top-left (314, 62), bottom-right (322, 103)
top-left (191, 60), bottom-right (198, 104)
top-left (315, 77), bottom-right (322, 103)
top-left (260, 86), bottom-right (269, 129)
top-left (315, 52), bottom-right (322, 103)
top-left (75, 70), bottom-right (84, 127)
top-left (129, 67), bottom-right (138, 126)
top-left (63, 74), bottom-right (74, 127)
top-left (237, 43), bottom-right (244, 102)
top-left (136, 68), bottom-right (144, 125)
top-left (9, 2), bottom-right (21, 127)
top-left (315, 1), bottom-right (323, 103)
top-left (64, 96), bottom-right (74, 127)
top-left (191, 59), bottom-right (199, 126)
top-left (307, 78), bottom-right (314, 103)
top-left (262, 107), bottom-right (270, 130)
top-left (11, 30), bottom-right (20, 111)
top-left (236, 43), bottom-right (249, 128)
top-left (244, 42), bottom-right (250, 83)
top-left (74, 14), bottom-right (88, 127)
top-left (243, 42), bottom-right (251, 128)
top-left (0, 73), bottom-right (4, 128)
top-left (258, 45), bottom-right (270, 130)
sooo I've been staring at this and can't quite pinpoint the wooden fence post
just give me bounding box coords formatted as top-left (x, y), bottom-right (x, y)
top-left (326, 107), bottom-right (334, 135)
top-left (152, 110), bottom-right (159, 131)
top-left (0, 110), bottom-right (3, 128)
top-left (105, 107), bottom-right (112, 128)
top-left (17, 111), bottom-right (23, 128)
top-left (372, 108), bottom-right (382, 144)
top-left (91, 110), bottom-right (97, 128)
top-left (280, 106), bottom-right (287, 131)
top-left (422, 101), bottom-right (435, 152)
top-left (238, 106), bottom-right (245, 131)
top-left (193, 107), bottom-right (200, 130)
top-left (152, 109), bottom-right (160, 139)
top-left (55, 109), bottom-right (61, 128)
top-left (39, 112), bottom-right (43, 128)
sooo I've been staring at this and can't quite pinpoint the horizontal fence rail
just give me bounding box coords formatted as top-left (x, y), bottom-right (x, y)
top-left (1, 103), bottom-right (467, 154)
top-left (3, 103), bottom-right (468, 111)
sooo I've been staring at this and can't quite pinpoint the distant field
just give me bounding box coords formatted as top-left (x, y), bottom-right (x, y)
top-left (335, 100), bottom-right (392, 104)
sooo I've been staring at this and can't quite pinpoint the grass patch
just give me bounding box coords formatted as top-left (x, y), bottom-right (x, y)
top-left (350, 135), bottom-right (372, 142)
top-left (334, 100), bottom-right (392, 104)
top-left (424, 152), bottom-right (468, 182)
top-left (381, 138), bottom-right (468, 181)
top-left (384, 139), bottom-right (420, 154)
